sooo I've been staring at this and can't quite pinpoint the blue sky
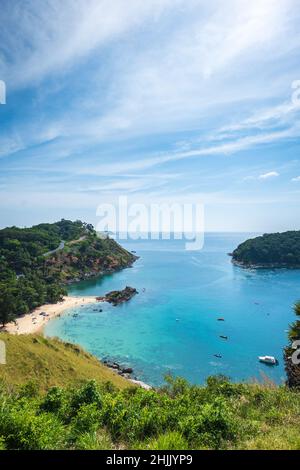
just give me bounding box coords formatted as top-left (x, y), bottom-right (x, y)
top-left (0, 0), bottom-right (300, 231)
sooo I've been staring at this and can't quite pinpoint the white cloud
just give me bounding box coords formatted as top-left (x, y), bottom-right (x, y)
top-left (243, 171), bottom-right (280, 181)
top-left (1, 0), bottom-right (178, 89)
top-left (0, 0), bottom-right (298, 173)
top-left (1, 0), bottom-right (300, 228)
top-left (219, 100), bottom-right (300, 135)
top-left (83, 0), bottom-right (299, 141)
top-left (291, 176), bottom-right (300, 182)
top-left (258, 171), bottom-right (280, 180)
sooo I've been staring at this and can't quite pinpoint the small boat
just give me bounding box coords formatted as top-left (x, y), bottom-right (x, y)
top-left (220, 335), bottom-right (228, 340)
top-left (258, 356), bottom-right (278, 365)
top-left (214, 354), bottom-right (222, 358)
top-left (217, 318), bottom-right (225, 321)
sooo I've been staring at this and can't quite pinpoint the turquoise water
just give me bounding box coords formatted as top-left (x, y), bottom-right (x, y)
top-left (44, 233), bottom-right (300, 386)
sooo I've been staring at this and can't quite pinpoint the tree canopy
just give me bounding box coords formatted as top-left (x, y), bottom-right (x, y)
top-left (231, 231), bottom-right (300, 267)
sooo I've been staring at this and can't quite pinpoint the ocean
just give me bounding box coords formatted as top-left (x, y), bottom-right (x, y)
top-left (44, 233), bottom-right (300, 386)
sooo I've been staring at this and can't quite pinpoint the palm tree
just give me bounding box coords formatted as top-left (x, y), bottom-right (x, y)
top-left (288, 302), bottom-right (300, 342)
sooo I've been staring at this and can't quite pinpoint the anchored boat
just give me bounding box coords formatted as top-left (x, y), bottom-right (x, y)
top-left (258, 355), bottom-right (278, 365)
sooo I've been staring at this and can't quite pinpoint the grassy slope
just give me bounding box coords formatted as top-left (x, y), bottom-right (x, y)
top-left (0, 334), bottom-right (299, 449)
top-left (0, 333), bottom-right (129, 391)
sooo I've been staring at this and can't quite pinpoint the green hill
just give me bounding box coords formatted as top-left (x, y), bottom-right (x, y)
top-left (0, 219), bottom-right (136, 326)
top-left (231, 231), bottom-right (300, 268)
top-left (0, 333), bottom-right (129, 391)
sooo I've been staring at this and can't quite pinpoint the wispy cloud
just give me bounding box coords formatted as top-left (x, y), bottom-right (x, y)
top-left (1, 0), bottom-right (177, 89)
top-left (258, 171), bottom-right (280, 180)
top-left (1, 0), bottom-right (300, 230)
top-left (243, 171), bottom-right (280, 182)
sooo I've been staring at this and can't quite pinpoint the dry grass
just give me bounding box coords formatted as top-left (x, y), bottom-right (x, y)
top-left (0, 333), bottom-right (129, 391)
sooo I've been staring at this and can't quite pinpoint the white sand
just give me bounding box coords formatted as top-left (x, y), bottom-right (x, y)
top-left (4, 296), bottom-right (98, 335)
top-left (4, 295), bottom-right (153, 390)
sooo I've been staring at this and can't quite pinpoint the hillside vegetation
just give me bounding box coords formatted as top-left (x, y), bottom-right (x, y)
top-left (0, 373), bottom-right (299, 450)
top-left (0, 311), bottom-right (299, 451)
top-left (231, 231), bottom-right (300, 267)
top-left (0, 220), bottom-right (136, 326)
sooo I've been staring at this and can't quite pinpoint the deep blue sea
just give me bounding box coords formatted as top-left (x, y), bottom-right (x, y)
top-left (44, 233), bottom-right (300, 387)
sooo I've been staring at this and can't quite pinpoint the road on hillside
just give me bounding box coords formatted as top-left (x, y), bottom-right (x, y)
top-left (43, 240), bottom-right (65, 257)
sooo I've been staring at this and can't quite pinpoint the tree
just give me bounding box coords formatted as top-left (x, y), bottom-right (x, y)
top-left (46, 284), bottom-right (66, 304)
top-left (288, 302), bottom-right (300, 342)
top-left (0, 283), bottom-right (18, 327)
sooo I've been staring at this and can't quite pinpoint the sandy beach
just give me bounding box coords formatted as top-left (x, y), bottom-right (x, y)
top-left (4, 296), bottom-right (98, 335)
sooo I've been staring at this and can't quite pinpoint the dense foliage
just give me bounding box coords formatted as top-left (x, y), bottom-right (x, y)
top-left (0, 220), bottom-right (135, 326)
top-left (231, 231), bottom-right (300, 267)
top-left (0, 375), bottom-right (299, 450)
top-left (0, 220), bottom-right (89, 326)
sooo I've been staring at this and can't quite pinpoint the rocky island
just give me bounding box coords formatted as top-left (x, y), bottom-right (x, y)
top-left (97, 286), bottom-right (138, 306)
top-left (230, 230), bottom-right (300, 268)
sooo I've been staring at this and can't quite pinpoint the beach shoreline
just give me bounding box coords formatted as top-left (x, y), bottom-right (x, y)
top-left (3, 294), bottom-right (152, 390)
top-left (2, 296), bottom-right (152, 390)
top-left (3, 295), bottom-right (98, 335)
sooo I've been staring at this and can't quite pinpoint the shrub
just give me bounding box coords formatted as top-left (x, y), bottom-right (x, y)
top-left (70, 380), bottom-right (102, 411)
top-left (0, 405), bottom-right (66, 450)
top-left (179, 397), bottom-right (237, 448)
top-left (71, 403), bottom-right (101, 435)
top-left (40, 386), bottom-right (66, 414)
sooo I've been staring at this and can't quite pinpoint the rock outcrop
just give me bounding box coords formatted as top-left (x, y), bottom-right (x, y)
top-left (97, 286), bottom-right (138, 306)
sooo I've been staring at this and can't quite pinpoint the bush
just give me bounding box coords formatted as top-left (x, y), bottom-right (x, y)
top-left (71, 380), bottom-right (102, 411)
top-left (0, 375), bottom-right (299, 450)
top-left (179, 397), bottom-right (237, 448)
top-left (0, 405), bottom-right (66, 450)
top-left (40, 386), bottom-right (66, 415)
top-left (71, 403), bottom-right (101, 435)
